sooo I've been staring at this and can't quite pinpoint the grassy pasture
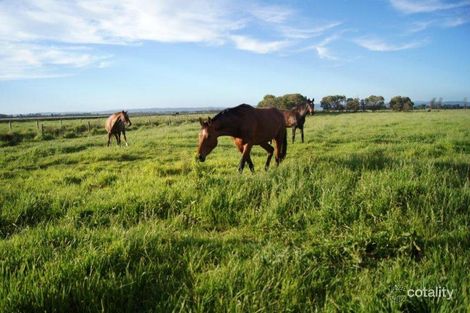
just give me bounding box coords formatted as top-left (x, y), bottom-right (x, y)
top-left (0, 111), bottom-right (469, 312)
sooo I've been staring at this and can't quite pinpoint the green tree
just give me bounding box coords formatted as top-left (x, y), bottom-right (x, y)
top-left (258, 93), bottom-right (307, 110)
top-left (364, 95), bottom-right (385, 111)
top-left (258, 95), bottom-right (278, 108)
top-left (390, 96), bottom-right (414, 111)
top-left (346, 98), bottom-right (360, 112)
top-left (321, 95), bottom-right (346, 111)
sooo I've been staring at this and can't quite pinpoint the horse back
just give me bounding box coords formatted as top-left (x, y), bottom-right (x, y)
top-left (105, 113), bottom-right (121, 133)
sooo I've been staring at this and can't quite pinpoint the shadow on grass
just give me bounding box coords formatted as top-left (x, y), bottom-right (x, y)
top-left (434, 161), bottom-right (470, 182)
top-left (0, 197), bottom-right (63, 238)
top-left (325, 151), bottom-right (396, 171)
top-left (2, 233), bottom-right (259, 313)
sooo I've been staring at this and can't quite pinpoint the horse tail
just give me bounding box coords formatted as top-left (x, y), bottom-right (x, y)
top-left (281, 127), bottom-right (287, 160)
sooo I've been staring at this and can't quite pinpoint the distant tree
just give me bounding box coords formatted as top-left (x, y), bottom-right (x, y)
top-left (258, 93), bottom-right (307, 110)
top-left (428, 98), bottom-right (436, 111)
top-left (346, 98), bottom-right (360, 112)
top-left (321, 95), bottom-right (346, 111)
top-left (364, 95), bottom-right (385, 111)
top-left (390, 96), bottom-right (414, 111)
top-left (320, 96), bottom-right (332, 111)
top-left (258, 95), bottom-right (278, 108)
top-left (360, 99), bottom-right (366, 112)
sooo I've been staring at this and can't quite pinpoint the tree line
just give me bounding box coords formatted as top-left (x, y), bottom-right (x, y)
top-left (319, 95), bottom-right (414, 112)
top-left (258, 94), bottom-right (310, 110)
top-left (258, 93), bottom-right (416, 112)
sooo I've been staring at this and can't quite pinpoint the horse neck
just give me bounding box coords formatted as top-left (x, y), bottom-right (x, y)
top-left (296, 105), bottom-right (308, 117)
top-left (212, 115), bottom-right (239, 137)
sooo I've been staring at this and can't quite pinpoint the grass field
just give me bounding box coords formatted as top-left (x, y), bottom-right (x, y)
top-left (0, 111), bottom-right (469, 312)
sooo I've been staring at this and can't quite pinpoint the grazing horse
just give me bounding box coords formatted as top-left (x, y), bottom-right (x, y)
top-left (197, 104), bottom-right (287, 173)
top-left (283, 98), bottom-right (314, 143)
top-left (105, 111), bottom-right (132, 146)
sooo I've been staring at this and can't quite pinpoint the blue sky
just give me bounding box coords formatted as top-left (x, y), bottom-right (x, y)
top-left (0, 0), bottom-right (469, 114)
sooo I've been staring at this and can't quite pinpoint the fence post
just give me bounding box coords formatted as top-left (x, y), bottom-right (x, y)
top-left (60, 119), bottom-right (63, 127)
top-left (36, 120), bottom-right (40, 130)
top-left (8, 120), bottom-right (12, 131)
top-left (88, 121), bottom-right (91, 133)
top-left (41, 124), bottom-right (44, 136)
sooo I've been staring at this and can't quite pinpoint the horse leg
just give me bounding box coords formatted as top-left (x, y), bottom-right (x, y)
top-left (300, 126), bottom-right (304, 143)
top-left (260, 142), bottom-right (274, 171)
top-left (114, 133), bottom-right (120, 146)
top-left (246, 155), bottom-right (255, 173)
top-left (273, 131), bottom-right (285, 166)
top-left (292, 127), bottom-right (296, 143)
top-left (238, 143), bottom-right (253, 173)
top-left (123, 130), bottom-right (128, 147)
top-left (107, 133), bottom-right (112, 146)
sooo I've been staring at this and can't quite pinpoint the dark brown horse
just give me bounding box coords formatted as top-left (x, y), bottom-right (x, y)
top-left (197, 104), bottom-right (287, 173)
top-left (283, 98), bottom-right (314, 143)
top-left (105, 111), bottom-right (132, 146)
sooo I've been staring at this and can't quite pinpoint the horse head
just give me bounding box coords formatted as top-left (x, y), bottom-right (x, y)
top-left (197, 117), bottom-right (218, 162)
top-left (121, 110), bottom-right (132, 126)
top-left (307, 98), bottom-right (315, 115)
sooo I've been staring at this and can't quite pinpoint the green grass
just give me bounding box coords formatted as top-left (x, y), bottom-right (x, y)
top-left (0, 111), bottom-right (469, 312)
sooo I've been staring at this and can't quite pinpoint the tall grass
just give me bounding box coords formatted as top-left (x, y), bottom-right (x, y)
top-left (0, 111), bottom-right (469, 312)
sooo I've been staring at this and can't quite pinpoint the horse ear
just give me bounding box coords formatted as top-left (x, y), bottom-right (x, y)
top-left (207, 117), bottom-right (212, 125)
top-left (199, 117), bottom-right (204, 126)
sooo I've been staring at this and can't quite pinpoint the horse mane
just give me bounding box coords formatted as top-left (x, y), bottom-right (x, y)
top-left (212, 104), bottom-right (254, 122)
top-left (107, 112), bottom-right (124, 131)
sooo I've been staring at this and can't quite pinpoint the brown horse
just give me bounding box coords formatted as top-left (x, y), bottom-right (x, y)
top-left (197, 104), bottom-right (287, 173)
top-left (283, 98), bottom-right (314, 143)
top-left (105, 111), bottom-right (132, 146)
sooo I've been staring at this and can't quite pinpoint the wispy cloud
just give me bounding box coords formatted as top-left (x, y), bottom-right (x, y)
top-left (354, 37), bottom-right (428, 51)
top-left (0, 0), bottom-right (345, 79)
top-left (442, 15), bottom-right (470, 27)
top-left (281, 21), bottom-right (342, 39)
top-left (0, 41), bottom-right (109, 80)
top-left (248, 4), bottom-right (293, 24)
top-left (230, 35), bottom-right (290, 54)
top-left (408, 20), bottom-right (435, 32)
top-left (297, 29), bottom-right (353, 60)
top-left (407, 15), bottom-right (470, 33)
top-left (0, 1), bottom-right (242, 45)
top-left (390, 0), bottom-right (470, 14)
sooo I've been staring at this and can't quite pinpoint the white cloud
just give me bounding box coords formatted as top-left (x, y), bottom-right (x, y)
top-left (0, 0), bottom-right (346, 79)
top-left (354, 37), bottom-right (427, 51)
top-left (0, 41), bottom-right (109, 80)
top-left (230, 35), bottom-right (290, 54)
top-left (297, 30), bottom-right (351, 60)
top-left (0, 0), bottom-right (242, 45)
top-left (408, 20), bottom-right (434, 32)
top-left (390, 0), bottom-right (470, 14)
top-left (314, 46), bottom-right (337, 60)
top-left (442, 16), bottom-right (470, 27)
top-left (248, 4), bottom-right (293, 24)
top-left (281, 21), bottom-right (342, 39)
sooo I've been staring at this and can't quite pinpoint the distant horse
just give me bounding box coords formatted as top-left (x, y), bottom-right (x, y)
top-left (283, 98), bottom-right (314, 143)
top-left (197, 104), bottom-right (287, 173)
top-left (105, 111), bottom-right (132, 146)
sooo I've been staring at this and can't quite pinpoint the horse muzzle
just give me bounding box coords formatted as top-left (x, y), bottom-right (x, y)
top-left (197, 154), bottom-right (206, 162)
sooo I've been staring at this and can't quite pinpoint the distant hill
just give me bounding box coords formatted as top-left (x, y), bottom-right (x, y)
top-left (0, 107), bottom-right (225, 119)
